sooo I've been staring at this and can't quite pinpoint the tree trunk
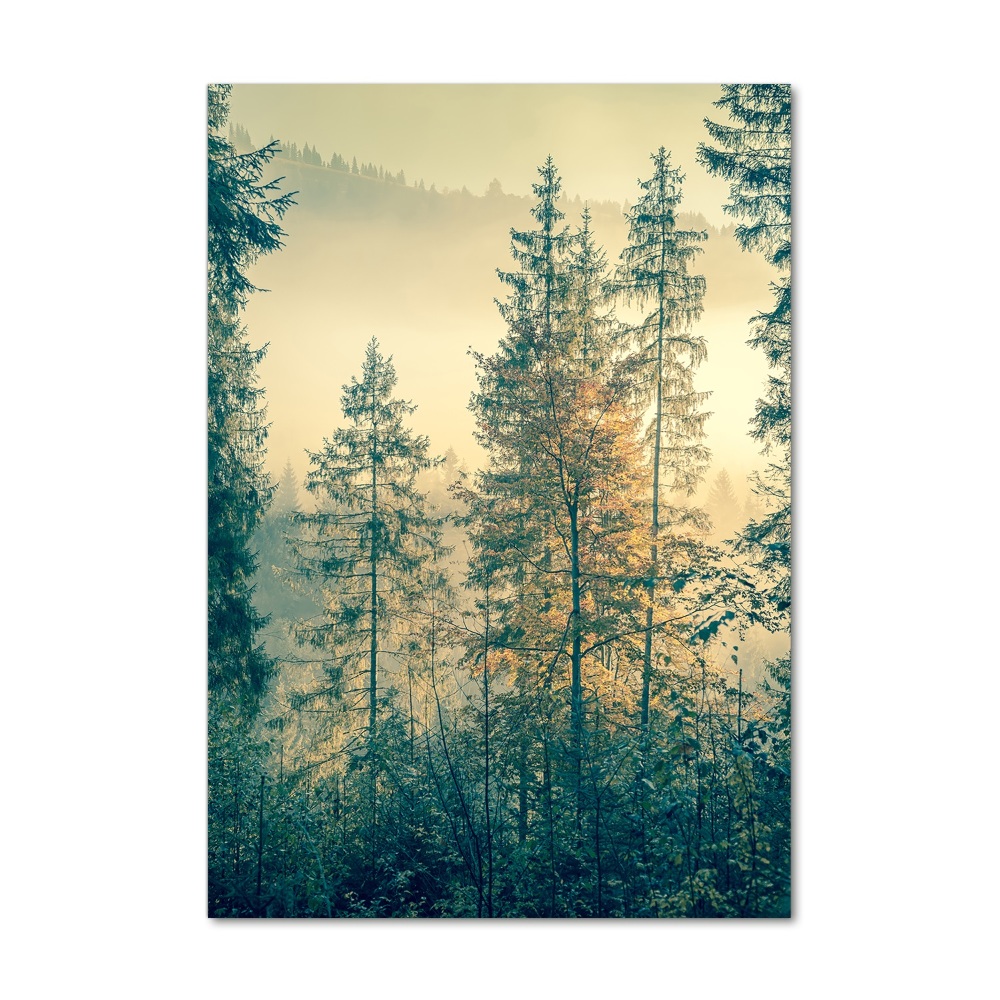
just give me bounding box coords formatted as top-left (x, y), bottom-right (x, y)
top-left (483, 580), bottom-right (494, 917)
top-left (256, 774), bottom-right (265, 909)
top-left (369, 403), bottom-right (379, 882)
top-left (569, 502), bottom-right (583, 825)
top-left (518, 735), bottom-right (528, 846)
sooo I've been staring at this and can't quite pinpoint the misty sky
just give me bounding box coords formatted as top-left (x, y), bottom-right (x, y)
top-left (231, 84), bottom-right (733, 221)
top-left (229, 84), bottom-right (777, 506)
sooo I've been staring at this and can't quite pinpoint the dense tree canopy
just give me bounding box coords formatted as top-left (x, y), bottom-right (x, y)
top-left (698, 84), bottom-right (791, 622)
top-left (207, 83), bottom-right (295, 711)
top-left (208, 91), bottom-right (791, 918)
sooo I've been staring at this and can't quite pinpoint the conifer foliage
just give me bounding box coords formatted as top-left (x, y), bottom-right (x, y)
top-left (206, 98), bottom-right (792, 917)
top-left (461, 159), bottom-right (655, 907)
top-left (698, 86), bottom-right (791, 620)
top-left (706, 467), bottom-right (742, 538)
top-left (291, 339), bottom-right (444, 746)
top-left (207, 84), bottom-right (296, 711)
top-left (616, 147), bottom-right (711, 730)
top-left (698, 85), bottom-right (791, 268)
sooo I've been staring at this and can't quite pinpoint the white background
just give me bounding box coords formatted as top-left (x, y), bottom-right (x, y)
top-left (3, 2), bottom-right (996, 996)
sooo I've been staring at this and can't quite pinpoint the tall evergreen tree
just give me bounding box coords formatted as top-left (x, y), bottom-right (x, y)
top-left (287, 340), bottom-right (448, 887)
top-left (464, 164), bottom-right (650, 876)
top-left (698, 86), bottom-right (791, 268)
top-left (271, 458), bottom-right (300, 515)
top-left (705, 467), bottom-right (741, 538)
top-left (698, 85), bottom-right (791, 622)
top-left (207, 83), bottom-right (295, 712)
top-left (615, 147), bottom-right (711, 732)
top-left (497, 156), bottom-right (572, 350)
top-left (250, 457), bottom-right (313, 624)
top-left (291, 339), bottom-right (443, 748)
top-left (207, 84), bottom-right (296, 917)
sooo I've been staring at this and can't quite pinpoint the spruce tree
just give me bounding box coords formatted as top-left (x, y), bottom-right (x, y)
top-left (271, 458), bottom-right (300, 515)
top-left (251, 457), bottom-right (313, 625)
top-left (698, 85), bottom-right (791, 268)
top-left (207, 83), bottom-right (295, 712)
top-left (288, 340), bottom-right (447, 885)
top-left (615, 147), bottom-right (711, 732)
top-left (207, 84), bottom-right (295, 917)
top-left (495, 155), bottom-right (572, 355)
top-left (706, 467), bottom-right (741, 538)
top-left (465, 164), bottom-right (649, 866)
top-left (698, 85), bottom-right (791, 621)
top-left (291, 339), bottom-right (443, 748)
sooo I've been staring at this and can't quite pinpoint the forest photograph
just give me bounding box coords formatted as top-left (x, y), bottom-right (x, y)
top-left (207, 82), bottom-right (791, 918)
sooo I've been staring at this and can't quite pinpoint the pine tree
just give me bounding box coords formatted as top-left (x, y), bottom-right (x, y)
top-left (698, 85), bottom-right (790, 268)
top-left (464, 163), bottom-right (650, 866)
top-left (698, 85), bottom-right (791, 622)
top-left (495, 155), bottom-right (573, 355)
top-left (271, 458), bottom-right (300, 515)
top-left (251, 458), bottom-right (313, 625)
top-left (207, 83), bottom-right (295, 712)
top-left (570, 206), bottom-right (617, 369)
top-left (705, 467), bottom-right (741, 538)
top-left (291, 339), bottom-right (444, 749)
top-left (287, 340), bottom-right (448, 887)
top-left (615, 147), bottom-right (711, 732)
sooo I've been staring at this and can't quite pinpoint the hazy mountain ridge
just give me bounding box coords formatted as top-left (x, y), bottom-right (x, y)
top-left (232, 119), bottom-right (748, 242)
top-left (238, 130), bottom-right (773, 312)
top-left (239, 120), bottom-right (777, 504)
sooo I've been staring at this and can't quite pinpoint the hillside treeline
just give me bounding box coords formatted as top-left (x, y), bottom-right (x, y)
top-left (208, 84), bottom-right (791, 918)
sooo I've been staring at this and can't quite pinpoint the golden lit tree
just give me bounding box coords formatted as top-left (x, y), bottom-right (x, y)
top-left (463, 167), bottom-right (653, 915)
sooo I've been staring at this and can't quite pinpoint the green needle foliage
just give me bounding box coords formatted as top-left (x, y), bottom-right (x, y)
top-left (698, 85), bottom-right (791, 623)
top-left (697, 84), bottom-right (791, 268)
top-left (291, 339), bottom-right (445, 746)
top-left (207, 84), bottom-right (296, 714)
top-left (207, 119), bottom-right (791, 918)
top-left (616, 147), bottom-right (712, 731)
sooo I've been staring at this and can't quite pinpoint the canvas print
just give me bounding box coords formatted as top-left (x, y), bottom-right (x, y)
top-left (207, 83), bottom-right (791, 918)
